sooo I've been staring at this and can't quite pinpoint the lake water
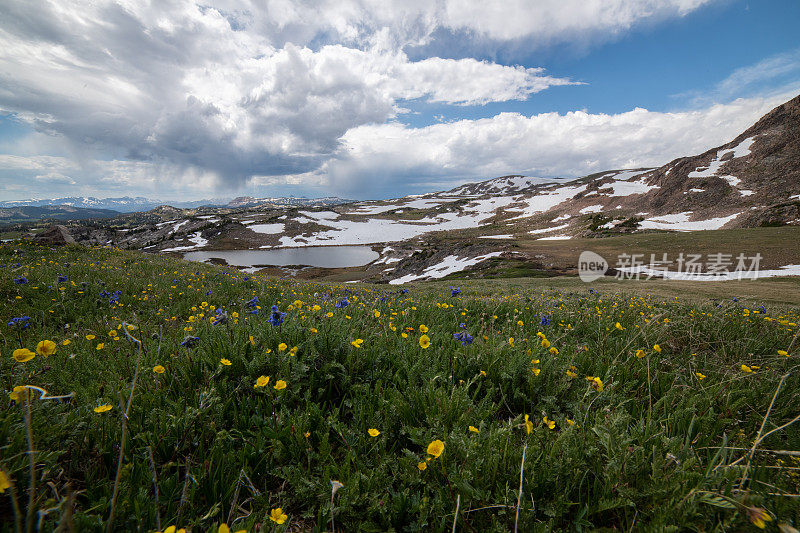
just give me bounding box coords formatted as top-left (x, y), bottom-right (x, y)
top-left (183, 245), bottom-right (379, 269)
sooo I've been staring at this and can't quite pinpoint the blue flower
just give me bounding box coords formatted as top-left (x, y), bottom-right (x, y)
top-left (180, 336), bottom-right (200, 347)
top-left (539, 315), bottom-right (551, 326)
top-left (399, 289), bottom-right (408, 294)
top-left (758, 305), bottom-right (767, 314)
top-left (212, 309), bottom-right (227, 326)
top-left (58, 275), bottom-right (68, 283)
top-left (450, 286), bottom-right (462, 297)
top-left (458, 322), bottom-right (466, 329)
top-left (268, 305), bottom-right (286, 326)
top-left (453, 331), bottom-right (473, 346)
top-left (8, 316), bottom-right (31, 329)
top-left (335, 298), bottom-right (349, 308)
top-left (13, 277), bottom-right (28, 285)
top-left (245, 296), bottom-right (259, 308)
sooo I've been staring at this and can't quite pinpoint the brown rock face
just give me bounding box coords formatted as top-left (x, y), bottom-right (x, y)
top-left (29, 225), bottom-right (76, 245)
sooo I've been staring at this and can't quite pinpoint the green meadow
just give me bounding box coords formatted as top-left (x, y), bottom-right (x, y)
top-left (1, 242), bottom-right (799, 531)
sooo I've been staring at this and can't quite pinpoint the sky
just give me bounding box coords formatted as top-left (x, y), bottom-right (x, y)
top-left (0, 0), bottom-right (799, 202)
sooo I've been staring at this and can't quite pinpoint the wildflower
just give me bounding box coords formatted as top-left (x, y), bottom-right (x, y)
top-left (368, 428), bottom-right (380, 437)
top-left (96, 343), bottom-right (104, 350)
top-left (451, 286), bottom-right (462, 297)
top-left (635, 349), bottom-right (646, 358)
top-left (746, 507), bottom-right (772, 529)
top-left (351, 339), bottom-right (364, 348)
top-left (517, 320), bottom-right (524, 326)
top-left (269, 508), bottom-right (288, 525)
top-left (417, 462), bottom-right (427, 471)
top-left (13, 348), bottom-right (35, 363)
top-left (180, 336), bottom-right (200, 347)
top-left (741, 364), bottom-right (753, 373)
top-left (245, 296), bottom-right (259, 308)
top-left (543, 416), bottom-right (555, 430)
top-left (13, 277), bottom-right (28, 284)
top-left (373, 309), bottom-right (381, 318)
top-left (540, 315), bottom-right (551, 326)
top-left (335, 298), bottom-right (349, 308)
top-left (566, 366), bottom-right (578, 378)
top-left (8, 316), bottom-right (31, 329)
top-left (549, 347), bottom-right (559, 355)
top-left (427, 439), bottom-right (444, 458)
top-left (249, 335), bottom-right (256, 346)
top-left (278, 343), bottom-right (287, 352)
top-left (524, 414), bottom-right (533, 434)
top-left (312, 304), bottom-right (321, 311)
top-left (541, 338), bottom-right (551, 349)
top-left (480, 370), bottom-right (487, 376)
top-left (255, 375), bottom-right (269, 388)
top-left (0, 470), bottom-right (9, 493)
top-left (36, 339), bottom-right (56, 357)
top-left (94, 404), bottom-right (113, 413)
top-left (615, 322), bottom-right (624, 330)
top-left (566, 418), bottom-right (576, 426)
top-left (531, 367), bottom-right (541, 376)
top-left (419, 324), bottom-right (428, 333)
top-left (778, 350), bottom-right (789, 357)
top-left (310, 327), bottom-right (318, 333)
top-left (274, 380), bottom-right (287, 390)
top-left (453, 331), bottom-right (473, 346)
top-left (326, 312), bottom-right (334, 317)
top-left (289, 346), bottom-right (298, 356)
top-left (419, 335), bottom-right (431, 349)
top-left (9, 385), bottom-right (27, 403)
top-left (695, 372), bottom-right (706, 380)
top-left (86, 334), bottom-right (96, 340)
top-left (153, 365), bottom-right (166, 374)
top-left (220, 358), bottom-right (232, 366)
top-left (508, 337), bottom-right (514, 347)
top-left (587, 376), bottom-right (604, 392)
top-left (653, 344), bottom-right (662, 353)
top-left (269, 305), bottom-right (286, 326)
top-left (468, 426), bottom-right (479, 434)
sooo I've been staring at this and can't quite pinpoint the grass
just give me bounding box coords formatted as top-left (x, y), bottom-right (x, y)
top-left (1, 241), bottom-right (799, 531)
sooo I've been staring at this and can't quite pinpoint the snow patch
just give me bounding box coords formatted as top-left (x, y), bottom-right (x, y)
top-left (389, 252), bottom-right (502, 285)
top-left (638, 212), bottom-right (741, 231)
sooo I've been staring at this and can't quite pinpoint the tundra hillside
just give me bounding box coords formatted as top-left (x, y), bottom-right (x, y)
top-left (1, 242), bottom-right (799, 531)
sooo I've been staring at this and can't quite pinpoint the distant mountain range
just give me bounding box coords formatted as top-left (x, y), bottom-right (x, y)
top-left (0, 195), bottom-right (352, 221)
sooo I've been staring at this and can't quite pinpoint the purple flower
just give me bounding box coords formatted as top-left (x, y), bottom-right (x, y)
top-left (180, 336), bottom-right (200, 347)
top-left (8, 316), bottom-right (31, 329)
top-left (453, 331), bottom-right (473, 346)
top-left (450, 286), bottom-right (462, 297)
top-left (245, 296), bottom-right (259, 308)
top-left (268, 305), bottom-right (286, 326)
top-left (58, 275), bottom-right (68, 283)
top-left (13, 277), bottom-right (28, 285)
top-left (335, 298), bottom-right (349, 308)
top-left (539, 315), bottom-right (551, 326)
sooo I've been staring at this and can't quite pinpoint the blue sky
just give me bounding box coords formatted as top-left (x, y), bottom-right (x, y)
top-left (0, 0), bottom-right (798, 201)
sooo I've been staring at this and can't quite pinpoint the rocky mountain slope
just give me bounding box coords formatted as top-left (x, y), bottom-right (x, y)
top-left (32, 93), bottom-right (800, 283)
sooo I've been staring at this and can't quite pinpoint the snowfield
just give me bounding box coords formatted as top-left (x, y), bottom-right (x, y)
top-left (389, 252), bottom-right (503, 284)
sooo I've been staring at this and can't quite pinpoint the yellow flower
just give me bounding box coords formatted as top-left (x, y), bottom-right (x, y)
top-left (270, 507), bottom-right (288, 524)
top-left (351, 339), bottom-right (364, 348)
top-left (427, 439), bottom-right (444, 458)
top-left (274, 380), bottom-right (287, 390)
top-left (312, 304), bottom-right (321, 311)
top-left (278, 343), bottom-right (287, 352)
top-left (12, 348), bottom-right (35, 363)
top-left (517, 320), bottom-right (524, 326)
top-left (96, 343), bottom-right (104, 350)
top-left (468, 425), bottom-right (479, 434)
top-left (695, 372), bottom-right (706, 380)
top-left (741, 364), bottom-right (753, 373)
top-left (419, 324), bottom-right (428, 333)
top-left (220, 358), bottom-right (232, 366)
top-left (541, 338), bottom-right (551, 349)
top-left (368, 428), bottom-right (380, 437)
top-left (85, 334), bottom-right (95, 340)
top-left (62, 339), bottom-right (71, 346)
top-left (419, 335), bottom-right (431, 349)
top-left (153, 365), bottom-right (166, 374)
top-left (9, 385), bottom-right (27, 403)
top-left (566, 366), bottom-right (578, 378)
top-left (587, 376), bottom-right (604, 392)
top-left (480, 370), bottom-right (487, 376)
top-left (326, 312), bottom-right (334, 318)
top-left (746, 506), bottom-right (772, 529)
top-left (249, 335), bottom-right (255, 346)
top-left (373, 309), bottom-right (381, 318)
top-left (254, 375), bottom-right (270, 388)
top-left (778, 349), bottom-right (789, 357)
top-left (549, 347), bottom-right (559, 355)
top-left (508, 337), bottom-right (515, 347)
top-left (653, 344), bottom-right (662, 353)
top-left (635, 349), bottom-right (646, 359)
top-left (310, 328), bottom-right (318, 333)
top-left (218, 524), bottom-right (230, 533)
top-left (401, 333), bottom-right (408, 338)
top-left (531, 367), bottom-right (541, 376)
top-left (524, 414), bottom-right (533, 434)
top-left (566, 418), bottom-right (576, 426)
top-left (543, 416), bottom-right (555, 430)
top-left (0, 469), bottom-right (10, 493)
top-left (94, 404), bottom-right (113, 413)
top-left (417, 462), bottom-right (427, 471)
top-left (293, 300), bottom-right (303, 309)
top-left (615, 322), bottom-right (624, 330)
top-left (289, 346), bottom-right (298, 356)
